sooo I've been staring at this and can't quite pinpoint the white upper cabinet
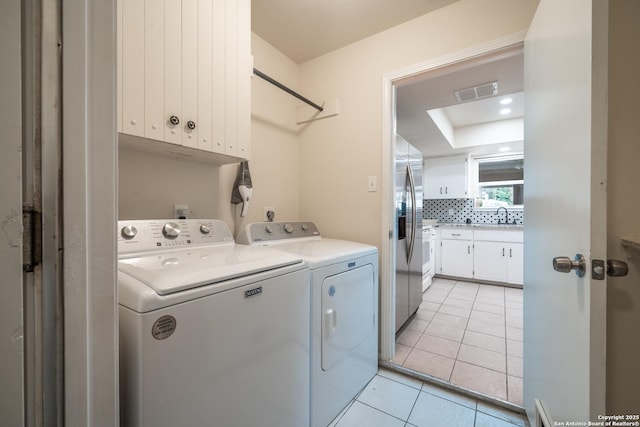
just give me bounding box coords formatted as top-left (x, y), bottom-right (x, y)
top-left (118, 0), bottom-right (251, 163)
top-left (423, 155), bottom-right (469, 199)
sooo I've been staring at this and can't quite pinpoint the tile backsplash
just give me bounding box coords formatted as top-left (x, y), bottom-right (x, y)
top-left (424, 198), bottom-right (524, 225)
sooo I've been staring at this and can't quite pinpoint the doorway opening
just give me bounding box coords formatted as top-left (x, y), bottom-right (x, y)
top-left (383, 41), bottom-right (525, 408)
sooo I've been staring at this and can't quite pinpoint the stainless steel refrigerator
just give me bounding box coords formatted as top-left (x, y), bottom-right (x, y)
top-left (395, 136), bottom-right (423, 332)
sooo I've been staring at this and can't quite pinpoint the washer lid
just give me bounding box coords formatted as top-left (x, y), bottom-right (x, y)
top-left (118, 245), bottom-right (303, 295)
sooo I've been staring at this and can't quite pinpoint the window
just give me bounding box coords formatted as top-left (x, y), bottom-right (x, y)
top-left (476, 156), bottom-right (524, 207)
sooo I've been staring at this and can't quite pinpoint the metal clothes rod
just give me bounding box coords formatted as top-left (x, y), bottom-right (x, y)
top-left (253, 68), bottom-right (324, 112)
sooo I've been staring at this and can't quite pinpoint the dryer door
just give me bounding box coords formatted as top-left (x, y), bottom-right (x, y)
top-left (321, 264), bottom-right (375, 371)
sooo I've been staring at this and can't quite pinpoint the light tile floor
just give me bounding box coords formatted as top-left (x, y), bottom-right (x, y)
top-left (394, 278), bottom-right (524, 405)
top-left (329, 369), bottom-right (529, 427)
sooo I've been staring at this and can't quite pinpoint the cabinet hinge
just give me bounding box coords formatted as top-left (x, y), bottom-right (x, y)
top-left (23, 205), bottom-right (42, 273)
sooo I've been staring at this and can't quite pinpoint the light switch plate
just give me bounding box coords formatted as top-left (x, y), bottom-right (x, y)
top-left (368, 176), bottom-right (377, 192)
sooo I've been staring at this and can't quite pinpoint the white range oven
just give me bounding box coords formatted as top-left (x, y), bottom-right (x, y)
top-left (422, 223), bottom-right (436, 291)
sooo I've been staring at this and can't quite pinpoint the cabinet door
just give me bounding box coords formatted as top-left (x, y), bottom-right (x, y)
top-left (211, 0), bottom-right (226, 154)
top-left (507, 243), bottom-right (524, 285)
top-left (144, 0), bottom-right (165, 141)
top-left (235, 0), bottom-right (251, 159)
top-left (424, 156), bottom-right (468, 199)
top-left (440, 239), bottom-right (473, 278)
top-left (197, 0), bottom-right (213, 152)
top-left (181, 0), bottom-right (199, 148)
top-left (121, 0), bottom-right (145, 137)
top-left (443, 156), bottom-right (467, 198)
top-left (435, 229), bottom-right (441, 274)
top-left (224, 0), bottom-right (239, 157)
top-left (473, 241), bottom-right (507, 283)
top-left (164, 0), bottom-right (183, 145)
top-left (424, 159), bottom-right (444, 199)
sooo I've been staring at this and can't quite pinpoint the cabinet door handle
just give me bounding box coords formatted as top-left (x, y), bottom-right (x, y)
top-left (186, 120), bottom-right (196, 130)
top-left (467, 245), bottom-right (470, 254)
top-left (440, 187), bottom-right (443, 194)
top-left (451, 233), bottom-right (461, 237)
top-left (445, 186), bottom-right (448, 194)
top-left (503, 248), bottom-right (505, 257)
top-left (169, 115), bottom-right (180, 126)
top-left (510, 248), bottom-right (512, 258)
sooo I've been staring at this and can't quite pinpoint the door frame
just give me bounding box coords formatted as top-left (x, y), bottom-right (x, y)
top-left (62, 0), bottom-right (119, 424)
top-left (379, 31), bottom-right (527, 361)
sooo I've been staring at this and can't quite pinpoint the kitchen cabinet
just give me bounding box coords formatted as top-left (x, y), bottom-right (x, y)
top-left (424, 155), bottom-right (469, 199)
top-left (473, 230), bottom-right (523, 285)
top-left (434, 226), bottom-right (524, 285)
top-left (439, 228), bottom-right (473, 278)
top-left (118, 0), bottom-right (251, 162)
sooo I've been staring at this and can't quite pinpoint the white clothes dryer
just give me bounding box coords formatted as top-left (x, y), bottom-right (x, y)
top-left (117, 219), bottom-right (310, 427)
top-left (237, 222), bottom-right (379, 427)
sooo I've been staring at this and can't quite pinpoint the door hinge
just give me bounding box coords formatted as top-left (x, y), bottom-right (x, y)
top-left (23, 205), bottom-right (42, 273)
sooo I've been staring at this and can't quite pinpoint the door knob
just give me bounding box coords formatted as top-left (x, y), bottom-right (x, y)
top-left (607, 259), bottom-right (628, 277)
top-left (553, 254), bottom-right (586, 277)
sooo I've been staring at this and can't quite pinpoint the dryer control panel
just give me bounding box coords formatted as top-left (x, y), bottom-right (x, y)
top-left (237, 221), bottom-right (320, 244)
top-left (118, 219), bottom-right (234, 256)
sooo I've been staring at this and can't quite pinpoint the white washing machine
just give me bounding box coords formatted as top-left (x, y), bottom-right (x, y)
top-left (237, 222), bottom-right (379, 427)
top-left (117, 219), bottom-right (310, 427)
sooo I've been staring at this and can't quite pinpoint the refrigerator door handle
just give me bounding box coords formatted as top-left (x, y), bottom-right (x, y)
top-left (406, 165), bottom-right (417, 263)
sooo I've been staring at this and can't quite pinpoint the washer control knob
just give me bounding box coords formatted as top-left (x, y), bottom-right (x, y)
top-left (121, 225), bottom-right (138, 240)
top-left (301, 224), bottom-right (308, 231)
top-left (265, 225), bottom-right (273, 234)
top-left (200, 224), bottom-right (211, 234)
top-left (162, 222), bottom-right (181, 239)
top-left (284, 224), bottom-right (294, 234)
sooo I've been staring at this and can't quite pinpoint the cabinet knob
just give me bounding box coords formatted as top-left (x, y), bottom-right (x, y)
top-left (187, 120), bottom-right (196, 130)
top-left (169, 115), bottom-right (180, 126)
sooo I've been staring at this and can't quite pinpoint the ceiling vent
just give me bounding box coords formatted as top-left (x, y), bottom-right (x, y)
top-left (454, 81), bottom-right (498, 102)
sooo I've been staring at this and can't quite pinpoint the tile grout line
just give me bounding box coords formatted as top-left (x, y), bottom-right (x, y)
top-left (451, 280), bottom-right (477, 383)
top-left (504, 285), bottom-right (510, 403)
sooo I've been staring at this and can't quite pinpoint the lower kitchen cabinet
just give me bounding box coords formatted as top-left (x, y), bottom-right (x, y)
top-left (506, 242), bottom-right (523, 284)
top-left (440, 239), bottom-right (473, 278)
top-left (436, 226), bottom-right (523, 285)
top-left (473, 241), bottom-right (523, 284)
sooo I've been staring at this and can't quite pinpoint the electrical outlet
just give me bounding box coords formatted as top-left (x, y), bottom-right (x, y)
top-left (174, 204), bottom-right (189, 219)
top-left (264, 206), bottom-right (275, 222)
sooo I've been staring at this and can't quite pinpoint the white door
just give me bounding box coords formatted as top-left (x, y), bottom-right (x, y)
top-left (523, 0), bottom-right (608, 423)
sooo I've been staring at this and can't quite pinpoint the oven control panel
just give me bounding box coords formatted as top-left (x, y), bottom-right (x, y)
top-left (117, 219), bottom-right (234, 256)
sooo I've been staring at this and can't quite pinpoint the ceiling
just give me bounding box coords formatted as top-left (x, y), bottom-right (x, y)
top-left (396, 52), bottom-right (524, 157)
top-left (251, 0), bottom-right (524, 158)
top-left (252, 0), bottom-right (460, 64)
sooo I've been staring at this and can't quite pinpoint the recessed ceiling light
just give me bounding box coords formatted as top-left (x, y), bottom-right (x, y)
top-left (500, 98), bottom-right (513, 105)
top-left (500, 108), bottom-right (511, 115)
top-left (499, 147), bottom-right (511, 152)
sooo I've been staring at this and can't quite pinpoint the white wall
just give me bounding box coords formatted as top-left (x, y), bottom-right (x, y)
top-left (296, 0), bottom-right (539, 247)
top-left (606, 0), bottom-right (640, 413)
top-left (119, 33), bottom-right (301, 234)
top-left (219, 33), bottom-right (302, 234)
